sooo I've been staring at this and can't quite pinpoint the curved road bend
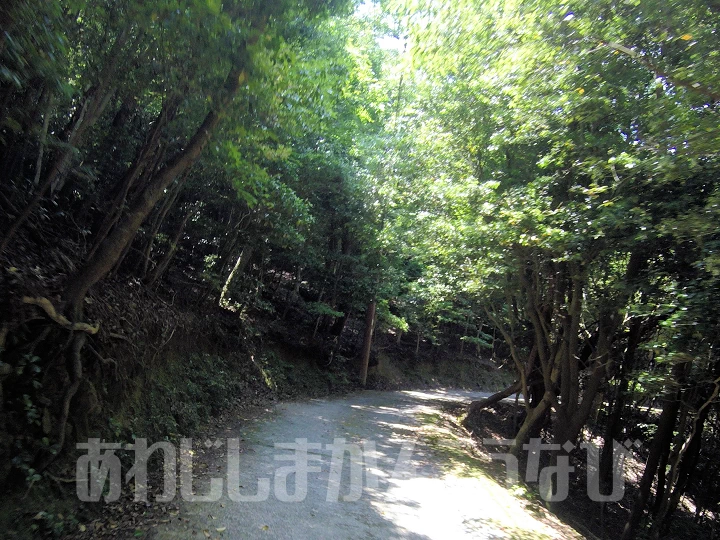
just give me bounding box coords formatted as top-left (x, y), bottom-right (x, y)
top-left (151, 389), bottom-right (582, 540)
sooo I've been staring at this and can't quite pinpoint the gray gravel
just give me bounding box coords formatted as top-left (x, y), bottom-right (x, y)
top-left (150, 389), bottom-right (580, 540)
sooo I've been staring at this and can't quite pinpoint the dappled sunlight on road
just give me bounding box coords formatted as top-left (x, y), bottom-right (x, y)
top-left (151, 389), bottom-right (582, 540)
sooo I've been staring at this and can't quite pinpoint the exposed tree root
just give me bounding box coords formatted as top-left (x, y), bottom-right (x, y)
top-left (21, 296), bottom-right (99, 334)
top-left (39, 333), bottom-right (86, 472)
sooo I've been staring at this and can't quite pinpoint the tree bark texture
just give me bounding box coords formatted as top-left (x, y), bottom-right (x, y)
top-left (358, 299), bottom-right (376, 387)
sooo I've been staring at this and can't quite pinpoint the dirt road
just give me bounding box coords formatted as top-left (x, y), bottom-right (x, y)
top-left (150, 389), bottom-right (582, 539)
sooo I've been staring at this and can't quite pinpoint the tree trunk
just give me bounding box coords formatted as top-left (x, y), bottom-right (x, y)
top-left (510, 391), bottom-right (553, 455)
top-left (145, 205), bottom-right (195, 287)
top-left (137, 177), bottom-right (184, 279)
top-left (467, 380), bottom-right (522, 416)
top-left (621, 363), bottom-right (685, 540)
top-left (0, 27), bottom-right (128, 255)
top-left (599, 317), bottom-right (643, 489)
top-left (32, 92), bottom-right (53, 187)
top-left (358, 299), bottom-right (376, 386)
top-left (88, 98), bottom-right (177, 260)
top-left (652, 378), bottom-right (718, 537)
top-left (464, 380), bottom-right (522, 431)
top-left (219, 246), bottom-right (254, 307)
top-left (61, 60), bottom-right (250, 313)
top-left (282, 266), bottom-right (303, 320)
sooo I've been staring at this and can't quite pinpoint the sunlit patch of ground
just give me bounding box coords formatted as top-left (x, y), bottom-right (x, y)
top-left (383, 395), bottom-right (585, 539)
top-left (374, 475), bottom-right (572, 540)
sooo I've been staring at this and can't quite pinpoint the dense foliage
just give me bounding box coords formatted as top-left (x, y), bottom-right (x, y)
top-left (1, 0), bottom-right (719, 537)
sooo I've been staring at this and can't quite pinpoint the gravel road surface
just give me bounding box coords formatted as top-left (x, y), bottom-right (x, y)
top-left (150, 389), bottom-right (582, 540)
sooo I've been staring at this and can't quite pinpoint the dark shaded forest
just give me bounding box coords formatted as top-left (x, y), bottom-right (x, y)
top-left (1, 0), bottom-right (719, 538)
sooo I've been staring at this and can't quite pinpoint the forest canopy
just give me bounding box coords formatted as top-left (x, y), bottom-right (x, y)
top-left (1, 0), bottom-right (719, 537)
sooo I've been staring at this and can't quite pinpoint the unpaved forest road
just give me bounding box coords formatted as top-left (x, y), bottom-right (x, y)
top-left (151, 390), bottom-right (582, 540)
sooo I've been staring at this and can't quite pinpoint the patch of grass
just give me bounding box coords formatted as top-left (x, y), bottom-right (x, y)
top-left (416, 411), bottom-right (489, 480)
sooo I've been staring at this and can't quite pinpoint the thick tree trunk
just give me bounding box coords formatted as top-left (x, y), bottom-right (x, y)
top-left (358, 299), bottom-right (376, 386)
top-left (61, 61), bottom-right (248, 312)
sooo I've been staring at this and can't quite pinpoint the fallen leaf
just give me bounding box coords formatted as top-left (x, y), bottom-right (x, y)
top-left (216, 527), bottom-right (227, 533)
top-left (79, 524), bottom-right (87, 532)
top-left (680, 34), bottom-right (692, 40)
top-left (203, 530), bottom-right (211, 538)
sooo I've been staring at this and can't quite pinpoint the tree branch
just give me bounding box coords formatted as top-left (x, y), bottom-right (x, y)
top-left (605, 41), bottom-right (720, 102)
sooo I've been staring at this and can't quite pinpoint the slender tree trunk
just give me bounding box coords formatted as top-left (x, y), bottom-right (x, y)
top-left (465, 380), bottom-right (522, 420)
top-left (61, 60), bottom-right (250, 313)
top-left (653, 402), bottom-right (689, 516)
top-left (0, 27), bottom-right (128, 255)
top-left (311, 289), bottom-right (325, 339)
top-left (652, 412), bottom-right (707, 536)
top-left (652, 377), bottom-right (718, 537)
top-left (600, 317), bottom-right (643, 489)
top-left (282, 266), bottom-right (303, 320)
top-left (358, 299), bottom-right (377, 386)
top-left (214, 217), bottom-right (242, 280)
top-left (32, 92), bottom-right (53, 187)
top-left (137, 177), bottom-right (184, 279)
top-left (510, 391), bottom-right (553, 455)
top-left (108, 240), bottom-right (133, 279)
top-left (88, 99), bottom-right (176, 259)
top-left (490, 326), bottom-right (496, 360)
top-left (621, 364), bottom-right (684, 540)
top-left (219, 246), bottom-right (254, 307)
top-left (145, 205), bottom-right (194, 287)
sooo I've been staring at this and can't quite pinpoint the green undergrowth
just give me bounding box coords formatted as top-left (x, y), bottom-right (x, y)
top-left (1, 338), bottom-right (358, 539)
top-left (368, 350), bottom-right (513, 391)
top-left (113, 342), bottom-right (356, 443)
top-left (416, 411), bottom-right (489, 480)
top-left (113, 351), bottom-right (266, 441)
